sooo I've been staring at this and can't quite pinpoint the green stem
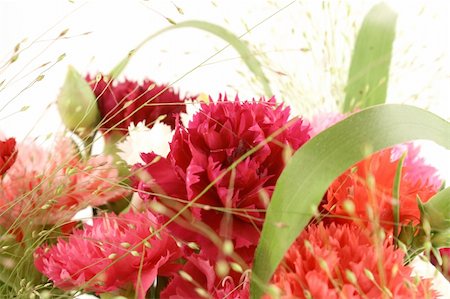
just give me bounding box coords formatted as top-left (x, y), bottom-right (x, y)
top-left (392, 153), bottom-right (406, 247)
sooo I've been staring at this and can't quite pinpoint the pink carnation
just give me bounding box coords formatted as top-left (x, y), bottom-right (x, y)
top-left (161, 254), bottom-right (249, 299)
top-left (87, 74), bottom-right (188, 135)
top-left (134, 95), bottom-right (310, 262)
top-left (392, 143), bottom-right (442, 190)
top-left (308, 111), bottom-right (346, 137)
top-left (34, 210), bottom-right (182, 298)
top-left (0, 137), bottom-right (127, 230)
top-left (269, 223), bottom-right (435, 298)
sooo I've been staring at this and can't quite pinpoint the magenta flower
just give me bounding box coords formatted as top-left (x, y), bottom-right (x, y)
top-left (34, 210), bottom-right (183, 298)
top-left (87, 74), bottom-right (188, 135)
top-left (432, 248), bottom-right (450, 281)
top-left (134, 95), bottom-right (310, 262)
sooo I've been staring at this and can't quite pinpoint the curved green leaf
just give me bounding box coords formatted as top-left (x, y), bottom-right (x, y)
top-left (251, 104), bottom-right (450, 297)
top-left (110, 20), bottom-right (272, 96)
top-left (422, 187), bottom-right (450, 233)
top-left (343, 2), bottom-right (397, 112)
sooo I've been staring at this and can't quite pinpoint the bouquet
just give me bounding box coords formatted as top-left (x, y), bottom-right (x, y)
top-left (1, 1), bottom-right (449, 298)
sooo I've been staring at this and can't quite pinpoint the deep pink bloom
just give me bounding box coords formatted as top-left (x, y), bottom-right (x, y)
top-left (161, 254), bottom-right (249, 299)
top-left (34, 210), bottom-right (183, 298)
top-left (0, 137), bottom-right (127, 229)
top-left (432, 248), bottom-right (450, 281)
top-left (268, 223), bottom-right (435, 298)
top-left (134, 95), bottom-right (310, 262)
top-left (322, 147), bottom-right (440, 231)
top-left (0, 137), bottom-right (17, 176)
top-left (87, 74), bottom-right (188, 134)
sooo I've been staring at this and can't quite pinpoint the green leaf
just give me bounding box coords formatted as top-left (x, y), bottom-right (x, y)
top-left (251, 104), bottom-right (450, 298)
top-left (392, 152), bottom-right (406, 243)
top-left (343, 3), bottom-right (397, 112)
top-left (422, 187), bottom-right (450, 233)
top-left (109, 20), bottom-right (272, 96)
top-left (57, 65), bottom-right (100, 136)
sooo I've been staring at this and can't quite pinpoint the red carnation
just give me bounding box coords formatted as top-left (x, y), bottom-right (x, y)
top-left (134, 95), bottom-right (310, 262)
top-left (161, 254), bottom-right (249, 299)
top-left (87, 74), bottom-right (187, 134)
top-left (323, 148), bottom-right (439, 231)
top-left (34, 210), bottom-right (183, 298)
top-left (0, 137), bottom-right (17, 176)
top-left (269, 223), bottom-right (435, 298)
top-left (432, 248), bottom-right (450, 281)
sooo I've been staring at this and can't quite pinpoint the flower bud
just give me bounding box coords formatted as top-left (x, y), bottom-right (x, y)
top-left (398, 222), bottom-right (416, 247)
top-left (57, 66), bottom-right (100, 136)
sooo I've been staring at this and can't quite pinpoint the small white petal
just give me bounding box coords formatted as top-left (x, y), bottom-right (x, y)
top-left (181, 100), bottom-right (202, 127)
top-left (74, 293), bottom-right (99, 299)
top-left (71, 206), bottom-right (93, 226)
top-left (117, 120), bottom-right (173, 165)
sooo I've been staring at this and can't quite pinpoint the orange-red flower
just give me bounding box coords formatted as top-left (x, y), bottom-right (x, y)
top-left (269, 223), bottom-right (435, 298)
top-left (87, 74), bottom-right (188, 135)
top-left (322, 147), bottom-right (440, 230)
top-left (0, 137), bottom-right (17, 176)
top-left (34, 210), bottom-right (183, 298)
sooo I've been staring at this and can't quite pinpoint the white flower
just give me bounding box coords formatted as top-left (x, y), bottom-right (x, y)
top-left (74, 293), bottom-right (99, 299)
top-left (410, 255), bottom-right (450, 298)
top-left (180, 97), bottom-right (203, 127)
top-left (117, 120), bottom-right (173, 165)
top-left (71, 206), bottom-right (93, 226)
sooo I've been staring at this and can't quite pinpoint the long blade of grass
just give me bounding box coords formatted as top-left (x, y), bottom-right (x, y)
top-left (251, 104), bottom-right (450, 297)
top-left (392, 152), bottom-right (406, 245)
top-left (110, 20), bottom-right (272, 96)
top-left (342, 3), bottom-right (397, 112)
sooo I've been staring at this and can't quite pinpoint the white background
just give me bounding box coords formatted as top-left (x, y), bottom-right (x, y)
top-left (0, 0), bottom-right (449, 180)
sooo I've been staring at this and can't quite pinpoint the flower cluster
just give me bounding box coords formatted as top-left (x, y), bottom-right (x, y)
top-left (2, 77), bottom-right (445, 298)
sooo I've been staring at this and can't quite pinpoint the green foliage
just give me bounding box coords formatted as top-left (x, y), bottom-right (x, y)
top-left (343, 2), bottom-right (397, 112)
top-left (57, 66), bottom-right (100, 137)
top-left (251, 105), bottom-right (450, 297)
top-left (110, 20), bottom-right (272, 96)
top-left (392, 152), bottom-right (406, 243)
top-left (422, 187), bottom-right (450, 245)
